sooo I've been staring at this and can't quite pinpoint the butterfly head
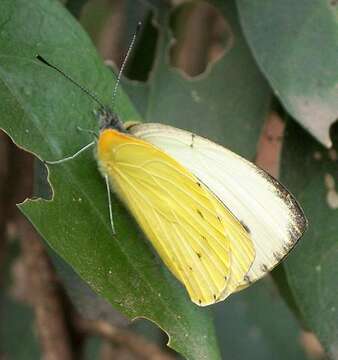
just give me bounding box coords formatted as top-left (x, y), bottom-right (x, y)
top-left (95, 106), bottom-right (126, 133)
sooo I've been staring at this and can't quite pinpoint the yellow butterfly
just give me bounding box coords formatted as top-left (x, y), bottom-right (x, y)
top-left (44, 101), bottom-right (307, 306)
top-left (38, 41), bottom-right (307, 306)
top-left (93, 119), bottom-right (307, 306)
top-left (96, 126), bottom-right (255, 305)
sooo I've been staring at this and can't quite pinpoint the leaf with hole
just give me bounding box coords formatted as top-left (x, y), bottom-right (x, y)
top-left (0, 0), bottom-right (220, 359)
top-left (236, 0), bottom-right (338, 148)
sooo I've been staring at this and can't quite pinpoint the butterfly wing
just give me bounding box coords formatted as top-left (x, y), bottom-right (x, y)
top-left (128, 123), bottom-right (307, 290)
top-left (96, 129), bottom-right (255, 305)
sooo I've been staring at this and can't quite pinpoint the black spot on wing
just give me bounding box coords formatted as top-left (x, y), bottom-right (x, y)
top-left (195, 251), bottom-right (202, 259)
top-left (283, 244), bottom-right (290, 252)
top-left (273, 251), bottom-right (282, 261)
top-left (243, 275), bottom-right (252, 284)
top-left (260, 264), bottom-right (268, 272)
top-left (240, 220), bottom-right (251, 234)
top-left (190, 133), bottom-right (196, 148)
top-left (196, 209), bottom-right (204, 219)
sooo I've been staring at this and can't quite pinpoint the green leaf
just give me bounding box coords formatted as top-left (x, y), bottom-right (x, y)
top-left (215, 278), bottom-right (309, 360)
top-left (125, 0), bottom-right (271, 158)
top-left (0, 0), bottom-right (273, 358)
top-left (0, 0), bottom-right (219, 359)
top-left (281, 120), bottom-right (338, 358)
top-left (83, 336), bottom-right (102, 360)
top-left (236, 0), bottom-right (338, 148)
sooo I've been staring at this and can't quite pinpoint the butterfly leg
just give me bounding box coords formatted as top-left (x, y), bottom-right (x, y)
top-left (44, 141), bottom-right (95, 165)
top-left (105, 173), bottom-right (116, 235)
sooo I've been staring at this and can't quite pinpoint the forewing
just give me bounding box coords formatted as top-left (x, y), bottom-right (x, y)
top-left (129, 123), bottom-right (307, 289)
top-left (98, 130), bottom-right (254, 305)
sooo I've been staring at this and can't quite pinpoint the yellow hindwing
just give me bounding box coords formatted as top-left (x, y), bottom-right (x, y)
top-left (97, 129), bottom-right (255, 306)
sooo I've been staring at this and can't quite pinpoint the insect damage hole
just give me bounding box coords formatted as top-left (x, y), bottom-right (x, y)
top-left (123, 12), bottom-right (159, 82)
top-left (86, 1), bottom-right (158, 83)
top-left (169, 1), bottom-right (233, 78)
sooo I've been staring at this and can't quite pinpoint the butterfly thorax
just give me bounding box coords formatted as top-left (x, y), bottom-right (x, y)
top-left (95, 106), bottom-right (126, 133)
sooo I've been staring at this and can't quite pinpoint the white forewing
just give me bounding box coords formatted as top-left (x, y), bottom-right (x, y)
top-left (129, 123), bottom-right (307, 289)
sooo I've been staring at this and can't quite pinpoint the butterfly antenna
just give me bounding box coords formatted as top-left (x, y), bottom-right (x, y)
top-left (111, 21), bottom-right (142, 111)
top-left (36, 55), bottom-right (105, 109)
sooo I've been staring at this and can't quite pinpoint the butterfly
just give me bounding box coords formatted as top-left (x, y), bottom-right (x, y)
top-left (37, 24), bottom-right (307, 306)
top-left (94, 119), bottom-right (307, 306)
